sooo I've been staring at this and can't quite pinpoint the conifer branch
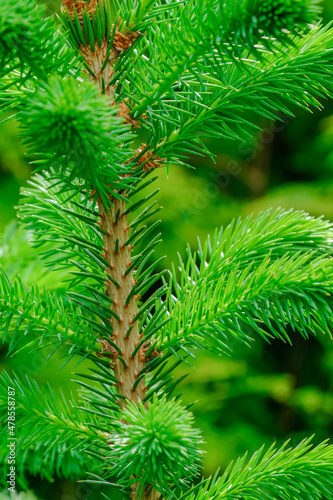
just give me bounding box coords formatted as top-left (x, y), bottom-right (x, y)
top-left (62, 4), bottom-right (166, 497)
top-left (18, 172), bottom-right (106, 288)
top-left (0, 0), bottom-right (78, 82)
top-left (0, 372), bottom-right (109, 485)
top-left (2, 1), bottom-right (333, 498)
top-left (178, 437), bottom-right (333, 500)
top-left (66, 4), bottom-right (149, 415)
top-left (143, 25), bottom-right (333, 161)
top-left (149, 209), bottom-right (333, 360)
top-left (0, 267), bottom-right (103, 360)
top-left (129, 0), bottom-right (323, 119)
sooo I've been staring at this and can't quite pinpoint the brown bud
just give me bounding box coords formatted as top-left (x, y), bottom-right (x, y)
top-left (96, 339), bottom-right (118, 360)
top-left (138, 342), bottom-right (163, 363)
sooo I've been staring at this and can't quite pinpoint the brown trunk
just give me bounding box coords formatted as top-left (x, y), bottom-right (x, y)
top-left (68, 1), bottom-right (161, 494)
top-left (98, 198), bottom-right (163, 500)
top-left (98, 196), bottom-right (146, 409)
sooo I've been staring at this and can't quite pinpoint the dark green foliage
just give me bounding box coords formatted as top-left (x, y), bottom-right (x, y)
top-left (108, 396), bottom-right (203, 497)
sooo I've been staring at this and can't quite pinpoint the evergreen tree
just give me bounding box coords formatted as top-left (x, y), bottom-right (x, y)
top-left (2, 0), bottom-right (333, 499)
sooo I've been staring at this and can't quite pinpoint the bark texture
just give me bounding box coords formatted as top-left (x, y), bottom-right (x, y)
top-left (65, 1), bottom-right (162, 496)
top-left (98, 197), bottom-right (147, 409)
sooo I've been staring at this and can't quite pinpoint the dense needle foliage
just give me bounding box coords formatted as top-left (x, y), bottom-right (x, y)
top-left (1, 0), bottom-right (333, 499)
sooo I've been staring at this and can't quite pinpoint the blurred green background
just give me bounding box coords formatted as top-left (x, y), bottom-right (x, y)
top-left (2, 0), bottom-right (333, 498)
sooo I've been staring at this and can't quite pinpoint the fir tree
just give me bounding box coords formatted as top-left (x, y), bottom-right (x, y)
top-left (2, 0), bottom-right (333, 499)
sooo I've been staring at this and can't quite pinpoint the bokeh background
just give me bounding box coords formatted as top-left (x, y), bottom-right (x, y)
top-left (2, 0), bottom-right (333, 498)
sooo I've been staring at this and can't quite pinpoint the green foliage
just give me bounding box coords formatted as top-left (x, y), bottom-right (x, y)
top-left (143, 25), bottom-right (333, 163)
top-left (18, 170), bottom-right (163, 296)
top-left (108, 396), bottom-right (203, 497)
top-left (18, 171), bottom-right (166, 355)
top-left (62, 0), bottom-right (114, 52)
top-left (0, 371), bottom-right (107, 486)
top-left (0, 266), bottom-right (101, 361)
top-left (1, 0), bottom-right (333, 499)
top-left (0, 0), bottom-right (51, 76)
top-left (18, 171), bottom-right (105, 285)
top-left (150, 209), bottom-right (333, 357)
top-left (0, 0), bottom-right (75, 82)
top-left (179, 437), bottom-right (333, 500)
top-left (21, 76), bottom-right (133, 204)
top-left (233, 0), bottom-right (321, 31)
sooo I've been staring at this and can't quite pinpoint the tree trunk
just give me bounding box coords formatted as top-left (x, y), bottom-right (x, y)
top-left (97, 197), bottom-right (147, 408)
